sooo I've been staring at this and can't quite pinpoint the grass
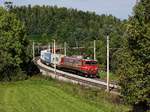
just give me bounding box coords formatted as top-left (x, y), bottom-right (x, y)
top-left (98, 71), bottom-right (119, 82)
top-left (0, 75), bottom-right (130, 112)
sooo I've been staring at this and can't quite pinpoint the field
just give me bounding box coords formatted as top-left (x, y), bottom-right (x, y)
top-left (0, 76), bottom-right (129, 112)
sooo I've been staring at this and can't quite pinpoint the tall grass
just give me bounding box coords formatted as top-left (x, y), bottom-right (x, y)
top-left (98, 71), bottom-right (119, 81)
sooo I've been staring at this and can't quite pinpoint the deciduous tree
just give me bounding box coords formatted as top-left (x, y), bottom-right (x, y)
top-left (0, 8), bottom-right (30, 81)
top-left (117, 0), bottom-right (150, 111)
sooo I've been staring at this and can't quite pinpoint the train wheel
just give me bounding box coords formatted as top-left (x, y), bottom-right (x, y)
top-left (78, 72), bottom-right (82, 77)
top-left (96, 75), bottom-right (100, 78)
top-left (46, 63), bottom-right (49, 65)
top-left (76, 71), bottom-right (79, 75)
top-left (84, 74), bottom-right (88, 78)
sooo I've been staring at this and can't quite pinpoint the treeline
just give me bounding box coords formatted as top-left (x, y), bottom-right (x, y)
top-left (10, 5), bottom-right (125, 70)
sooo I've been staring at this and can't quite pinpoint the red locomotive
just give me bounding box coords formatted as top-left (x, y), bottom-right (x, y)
top-left (40, 50), bottom-right (99, 77)
top-left (58, 56), bottom-right (99, 77)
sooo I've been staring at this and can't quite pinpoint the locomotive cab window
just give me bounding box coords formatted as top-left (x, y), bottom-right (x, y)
top-left (85, 61), bottom-right (97, 65)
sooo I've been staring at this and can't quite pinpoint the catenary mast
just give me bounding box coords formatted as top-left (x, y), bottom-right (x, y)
top-left (4, 0), bottom-right (13, 11)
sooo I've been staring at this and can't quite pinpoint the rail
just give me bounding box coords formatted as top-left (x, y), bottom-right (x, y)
top-left (34, 58), bottom-right (120, 95)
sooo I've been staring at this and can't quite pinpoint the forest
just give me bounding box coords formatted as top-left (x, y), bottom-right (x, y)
top-left (10, 5), bottom-right (125, 71)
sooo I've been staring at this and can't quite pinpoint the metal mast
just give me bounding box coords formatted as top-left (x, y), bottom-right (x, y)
top-left (4, 0), bottom-right (13, 11)
top-left (136, 0), bottom-right (139, 4)
top-left (64, 42), bottom-right (67, 56)
top-left (94, 40), bottom-right (96, 60)
top-left (32, 41), bottom-right (35, 60)
top-left (106, 35), bottom-right (110, 91)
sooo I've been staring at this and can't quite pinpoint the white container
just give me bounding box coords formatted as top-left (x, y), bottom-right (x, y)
top-left (51, 53), bottom-right (64, 65)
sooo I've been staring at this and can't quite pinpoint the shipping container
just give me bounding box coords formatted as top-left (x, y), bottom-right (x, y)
top-left (40, 50), bottom-right (51, 65)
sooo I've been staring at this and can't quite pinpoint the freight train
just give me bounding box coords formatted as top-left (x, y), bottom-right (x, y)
top-left (40, 49), bottom-right (99, 77)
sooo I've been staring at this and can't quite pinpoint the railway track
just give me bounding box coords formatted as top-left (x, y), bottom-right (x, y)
top-left (34, 58), bottom-right (120, 95)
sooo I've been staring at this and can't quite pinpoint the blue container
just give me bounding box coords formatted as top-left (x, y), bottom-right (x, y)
top-left (41, 50), bottom-right (51, 64)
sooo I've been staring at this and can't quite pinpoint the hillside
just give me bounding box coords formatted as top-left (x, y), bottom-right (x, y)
top-left (0, 76), bottom-right (129, 112)
top-left (10, 5), bottom-right (125, 71)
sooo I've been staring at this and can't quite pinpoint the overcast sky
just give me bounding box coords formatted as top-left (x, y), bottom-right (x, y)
top-left (0, 0), bottom-right (137, 19)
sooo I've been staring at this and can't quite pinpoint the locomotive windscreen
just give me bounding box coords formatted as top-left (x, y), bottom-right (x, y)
top-left (85, 61), bottom-right (97, 65)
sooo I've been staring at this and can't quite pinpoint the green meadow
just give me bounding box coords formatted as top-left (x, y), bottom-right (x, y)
top-left (0, 76), bottom-right (129, 112)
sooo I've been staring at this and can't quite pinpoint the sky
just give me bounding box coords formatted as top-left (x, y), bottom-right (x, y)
top-left (0, 0), bottom-right (137, 19)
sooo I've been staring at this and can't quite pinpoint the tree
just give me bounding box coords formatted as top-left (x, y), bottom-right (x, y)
top-left (0, 8), bottom-right (31, 81)
top-left (117, 0), bottom-right (150, 111)
top-left (10, 5), bottom-right (124, 72)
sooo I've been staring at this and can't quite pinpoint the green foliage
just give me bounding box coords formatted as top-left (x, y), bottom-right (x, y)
top-left (0, 8), bottom-right (31, 81)
top-left (0, 76), bottom-right (130, 112)
top-left (116, 0), bottom-right (150, 111)
top-left (10, 6), bottom-right (125, 71)
top-left (98, 71), bottom-right (119, 81)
